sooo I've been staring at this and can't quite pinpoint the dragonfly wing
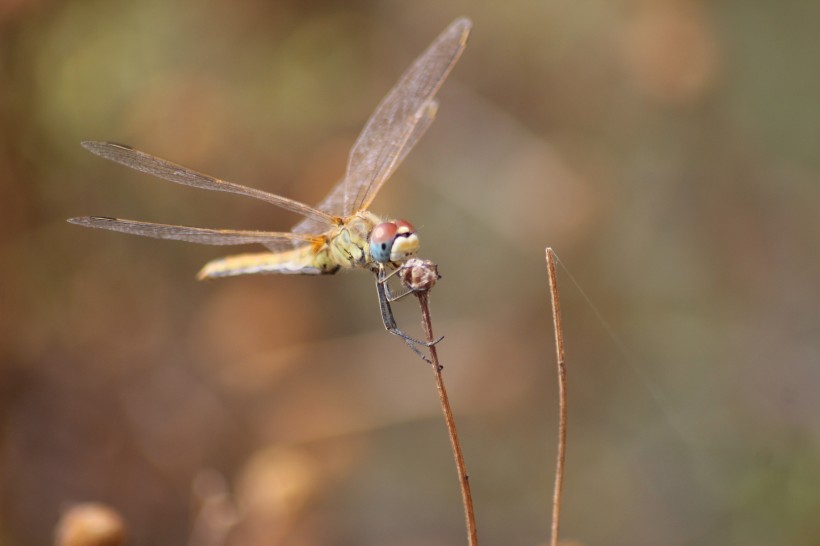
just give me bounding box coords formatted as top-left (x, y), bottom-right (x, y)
top-left (290, 178), bottom-right (346, 235)
top-left (341, 18), bottom-right (471, 215)
top-left (68, 216), bottom-right (321, 251)
top-left (290, 99), bottom-right (438, 236)
top-left (81, 141), bottom-right (338, 226)
top-left (389, 98), bottom-right (438, 179)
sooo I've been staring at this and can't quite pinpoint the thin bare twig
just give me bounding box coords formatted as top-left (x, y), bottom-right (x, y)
top-left (417, 292), bottom-right (478, 546)
top-left (545, 248), bottom-right (567, 546)
top-left (401, 259), bottom-right (478, 546)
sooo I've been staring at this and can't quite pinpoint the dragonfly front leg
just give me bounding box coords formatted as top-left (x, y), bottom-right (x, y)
top-left (374, 268), bottom-right (443, 361)
top-left (378, 265), bottom-right (416, 303)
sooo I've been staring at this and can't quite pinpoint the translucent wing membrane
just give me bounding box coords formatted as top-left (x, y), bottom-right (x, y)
top-left (73, 19), bottom-right (470, 258)
top-left (340, 17), bottom-right (471, 215)
top-left (68, 216), bottom-right (321, 251)
top-left (291, 99), bottom-right (438, 236)
top-left (81, 141), bottom-right (338, 226)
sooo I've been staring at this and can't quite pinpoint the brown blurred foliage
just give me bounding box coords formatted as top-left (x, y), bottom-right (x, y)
top-left (54, 503), bottom-right (125, 546)
top-left (2, 1), bottom-right (819, 545)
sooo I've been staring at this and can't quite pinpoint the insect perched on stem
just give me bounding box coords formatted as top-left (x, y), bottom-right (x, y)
top-left (69, 18), bottom-right (472, 359)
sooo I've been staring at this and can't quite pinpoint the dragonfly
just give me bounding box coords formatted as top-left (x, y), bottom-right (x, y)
top-left (69, 17), bottom-right (472, 360)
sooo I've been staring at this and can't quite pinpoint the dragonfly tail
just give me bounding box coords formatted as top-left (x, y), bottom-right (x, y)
top-left (197, 248), bottom-right (337, 279)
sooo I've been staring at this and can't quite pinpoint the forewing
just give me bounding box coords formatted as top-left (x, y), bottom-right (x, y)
top-left (340, 17), bottom-right (471, 215)
top-left (68, 216), bottom-right (321, 251)
top-left (290, 177), bottom-right (347, 235)
top-left (291, 99), bottom-right (438, 235)
top-left (81, 141), bottom-right (337, 226)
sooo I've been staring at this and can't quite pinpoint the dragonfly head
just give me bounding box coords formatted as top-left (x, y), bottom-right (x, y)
top-left (369, 220), bottom-right (419, 265)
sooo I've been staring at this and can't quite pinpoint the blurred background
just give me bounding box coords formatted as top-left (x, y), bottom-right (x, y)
top-left (1, 0), bottom-right (819, 545)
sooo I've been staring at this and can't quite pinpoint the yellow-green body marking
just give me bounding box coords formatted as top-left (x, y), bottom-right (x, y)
top-left (197, 211), bottom-right (383, 279)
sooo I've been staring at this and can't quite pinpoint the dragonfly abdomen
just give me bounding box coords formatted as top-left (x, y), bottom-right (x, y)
top-left (197, 247), bottom-right (339, 279)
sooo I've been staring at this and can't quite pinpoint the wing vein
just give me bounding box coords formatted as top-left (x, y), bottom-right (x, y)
top-left (81, 141), bottom-right (337, 226)
top-left (68, 216), bottom-right (322, 250)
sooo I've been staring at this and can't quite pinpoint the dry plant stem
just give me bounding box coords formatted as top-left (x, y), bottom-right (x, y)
top-left (545, 248), bottom-right (567, 546)
top-left (417, 292), bottom-right (479, 546)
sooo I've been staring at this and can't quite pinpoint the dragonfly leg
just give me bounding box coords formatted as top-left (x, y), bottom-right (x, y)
top-left (400, 337), bottom-right (434, 364)
top-left (383, 281), bottom-right (415, 303)
top-left (374, 269), bottom-right (444, 359)
top-left (378, 264), bottom-right (420, 303)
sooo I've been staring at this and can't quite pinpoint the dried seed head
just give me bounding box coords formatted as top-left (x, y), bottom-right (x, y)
top-left (399, 258), bottom-right (440, 293)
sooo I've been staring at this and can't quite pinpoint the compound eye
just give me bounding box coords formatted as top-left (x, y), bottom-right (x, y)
top-left (394, 220), bottom-right (415, 235)
top-left (369, 222), bottom-right (398, 263)
top-left (371, 222), bottom-right (398, 245)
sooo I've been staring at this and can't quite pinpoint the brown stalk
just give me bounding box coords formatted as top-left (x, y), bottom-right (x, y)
top-left (401, 258), bottom-right (477, 546)
top-left (416, 290), bottom-right (478, 546)
top-left (545, 248), bottom-right (567, 546)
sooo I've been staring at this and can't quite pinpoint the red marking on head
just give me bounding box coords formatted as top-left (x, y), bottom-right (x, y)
top-left (371, 222), bottom-right (398, 244)
top-left (394, 219), bottom-right (415, 234)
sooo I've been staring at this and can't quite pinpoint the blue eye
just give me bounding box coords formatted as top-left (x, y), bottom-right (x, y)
top-left (370, 222), bottom-right (397, 263)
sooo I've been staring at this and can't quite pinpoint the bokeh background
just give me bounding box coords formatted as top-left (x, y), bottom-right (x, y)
top-left (2, 1), bottom-right (819, 545)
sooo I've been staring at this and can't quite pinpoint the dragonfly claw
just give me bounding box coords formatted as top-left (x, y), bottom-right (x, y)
top-left (423, 335), bottom-right (444, 347)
